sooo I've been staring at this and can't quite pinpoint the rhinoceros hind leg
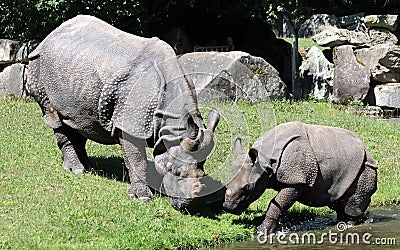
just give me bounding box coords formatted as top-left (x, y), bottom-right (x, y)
top-left (332, 165), bottom-right (377, 225)
top-left (54, 125), bottom-right (90, 174)
top-left (120, 133), bottom-right (154, 200)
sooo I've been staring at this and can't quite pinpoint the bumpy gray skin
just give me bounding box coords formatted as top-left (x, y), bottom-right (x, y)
top-left (223, 122), bottom-right (377, 235)
top-left (27, 15), bottom-right (219, 211)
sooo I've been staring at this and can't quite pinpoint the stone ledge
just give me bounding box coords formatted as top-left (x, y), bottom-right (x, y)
top-left (374, 83), bottom-right (400, 108)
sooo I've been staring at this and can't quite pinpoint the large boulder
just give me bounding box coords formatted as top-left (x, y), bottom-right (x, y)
top-left (179, 51), bottom-right (286, 102)
top-left (0, 40), bottom-right (36, 98)
top-left (298, 14), bottom-right (337, 38)
top-left (16, 41), bottom-right (38, 63)
top-left (298, 46), bottom-right (334, 100)
top-left (0, 40), bottom-right (22, 64)
top-left (374, 83), bottom-right (400, 108)
top-left (0, 63), bottom-right (26, 98)
top-left (364, 15), bottom-right (399, 32)
top-left (332, 45), bottom-right (370, 103)
top-left (379, 45), bottom-right (400, 71)
top-left (313, 28), bottom-right (370, 48)
top-left (368, 28), bottom-right (398, 45)
top-left (355, 44), bottom-right (400, 83)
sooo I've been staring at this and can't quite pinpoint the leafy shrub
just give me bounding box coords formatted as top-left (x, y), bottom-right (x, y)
top-left (0, 0), bottom-right (145, 41)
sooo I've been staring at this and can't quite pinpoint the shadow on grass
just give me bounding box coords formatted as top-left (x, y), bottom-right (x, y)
top-left (187, 177), bottom-right (227, 219)
top-left (87, 156), bottom-right (227, 219)
top-left (88, 156), bottom-right (128, 182)
top-left (88, 157), bottom-right (164, 191)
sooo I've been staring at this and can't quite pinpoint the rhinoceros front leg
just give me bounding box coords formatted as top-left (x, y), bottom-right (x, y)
top-left (257, 187), bottom-right (303, 235)
top-left (54, 125), bottom-right (90, 174)
top-left (120, 133), bottom-right (153, 201)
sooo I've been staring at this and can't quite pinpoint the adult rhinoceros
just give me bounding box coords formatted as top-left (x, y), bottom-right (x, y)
top-left (27, 15), bottom-right (219, 211)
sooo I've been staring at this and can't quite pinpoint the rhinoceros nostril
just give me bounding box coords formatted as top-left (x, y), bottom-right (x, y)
top-left (226, 188), bottom-right (233, 197)
top-left (169, 147), bottom-right (179, 158)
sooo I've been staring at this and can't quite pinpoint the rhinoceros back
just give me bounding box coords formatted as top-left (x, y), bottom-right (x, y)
top-left (28, 15), bottom-right (171, 143)
top-left (305, 124), bottom-right (366, 202)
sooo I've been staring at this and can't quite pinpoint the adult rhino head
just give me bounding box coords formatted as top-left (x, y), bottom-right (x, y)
top-left (154, 108), bottom-right (220, 211)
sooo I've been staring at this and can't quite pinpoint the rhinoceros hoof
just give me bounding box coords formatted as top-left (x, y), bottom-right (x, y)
top-left (62, 162), bottom-right (85, 174)
top-left (138, 197), bottom-right (151, 202)
top-left (128, 183), bottom-right (154, 201)
top-left (257, 219), bottom-right (278, 236)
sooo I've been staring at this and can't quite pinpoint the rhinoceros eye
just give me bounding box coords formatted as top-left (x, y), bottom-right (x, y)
top-left (241, 184), bottom-right (250, 194)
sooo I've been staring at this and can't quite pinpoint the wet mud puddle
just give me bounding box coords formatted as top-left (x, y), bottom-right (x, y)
top-left (218, 206), bottom-right (399, 249)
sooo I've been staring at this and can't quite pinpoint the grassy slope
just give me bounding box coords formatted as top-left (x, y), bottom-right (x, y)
top-left (0, 98), bottom-right (399, 249)
top-left (279, 37), bottom-right (329, 51)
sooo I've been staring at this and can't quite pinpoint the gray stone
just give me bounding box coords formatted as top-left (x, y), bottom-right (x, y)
top-left (379, 45), bottom-right (400, 71)
top-left (355, 44), bottom-right (390, 82)
top-left (299, 46), bottom-right (334, 100)
top-left (389, 118), bottom-right (400, 124)
top-left (0, 63), bottom-right (27, 97)
top-left (355, 44), bottom-right (400, 83)
top-left (179, 51), bottom-right (286, 102)
top-left (332, 45), bottom-right (370, 103)
top-left (373, 69), bottom-right (400, 83)
top-left (355, 44), bottom-right (390, 69)
top-left (0, 39), bottom-right (22, 64)
top-left (345, 106), bottom-right (383, 117)
top-left (374, 83), bottom-right (400, 108)
top-left (16, 41), bottom-right (38, 63)
top-left (313, 28), bottom-right (370, 48)
top-left (364, 15), bottom-right (399, 32)
top-left (368, 28), bottom-right (398, 45)
top-left (298, 14), bottom-right (337, 38)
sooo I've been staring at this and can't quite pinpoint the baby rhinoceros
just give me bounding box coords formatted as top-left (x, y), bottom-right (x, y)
top-left (223, 122), bottom-right (377, 235)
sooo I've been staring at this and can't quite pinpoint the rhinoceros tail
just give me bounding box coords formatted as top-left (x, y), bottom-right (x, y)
top-left (27, 54), bottom-right (63, 129)
top-left (364, 149), bottom-right (378, 170)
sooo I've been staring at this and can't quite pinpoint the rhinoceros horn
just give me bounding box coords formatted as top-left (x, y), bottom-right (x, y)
top-left (206, 108), bottom-right (220, 131)
top-left (181, 109), bottom-right (220, 152)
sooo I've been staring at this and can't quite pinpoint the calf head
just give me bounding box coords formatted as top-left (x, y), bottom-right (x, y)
top-left (154, 109), bottom-right (220, 212)
top-left (223, 138), bottom-right (271, 214)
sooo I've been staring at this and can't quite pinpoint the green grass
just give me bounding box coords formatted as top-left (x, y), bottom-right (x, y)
top-left (279, 37), bottom-right (329, 51)
top-left (1, 98), bottom-right (399, 249)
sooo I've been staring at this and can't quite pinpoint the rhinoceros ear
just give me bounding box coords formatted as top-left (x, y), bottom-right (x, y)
top-left (186, 115), bottom-right (199, 140)
top-left (234, 138), bottom-right (243, 155)
top-left (248, 161), bottom-right (264, 184)
top-left (248, 148), bottom-right (261, 184)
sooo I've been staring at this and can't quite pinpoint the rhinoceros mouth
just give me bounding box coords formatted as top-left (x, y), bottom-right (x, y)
top-left (223, 200), bottom-right (245, 215)
top-left (168, 196), bottom-right (193, 213)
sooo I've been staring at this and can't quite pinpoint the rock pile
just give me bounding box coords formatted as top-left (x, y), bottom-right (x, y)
top-left (0, 40), bottom-right (37, 98)
top-left (299, 14), bottom-right (400, 108)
